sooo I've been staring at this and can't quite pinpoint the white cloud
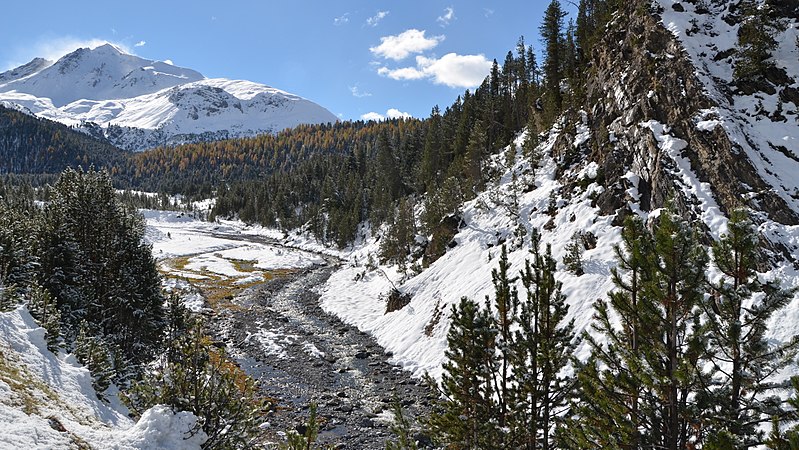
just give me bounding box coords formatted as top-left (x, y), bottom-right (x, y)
top-left (360, 108), bottom-right (413, 121)
top-left (2, 37), bottom-right (133, 71)
top-left (386, 108), bottom-right (412, 119)
top-left (349, 86), bottom-right (372, 98)
top-left (377, 53), bottom-right (492, 89)
top-left (366, 10), bottom-right (389, 27)
top-left (334, 13), bottom-right (350, 26)
top-left (437, 7), bottom-right (455, 27)
top-left (483, 8), bottom-right (495, 18)
top-left (369, 29), bottom-right (444, 61)
top-left (134, 40), bottom-right (146, 47)
top-left (377, 66), bottom-right (427, 80)
top-left (361, 112), bottom-right (385, 121)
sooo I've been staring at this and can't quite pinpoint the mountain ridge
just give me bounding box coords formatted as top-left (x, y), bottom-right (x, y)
top-left (0, 44), bottom-right (338, 151)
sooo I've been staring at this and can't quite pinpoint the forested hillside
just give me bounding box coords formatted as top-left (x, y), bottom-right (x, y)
top-left (0, 106), bottom-right (126, 176)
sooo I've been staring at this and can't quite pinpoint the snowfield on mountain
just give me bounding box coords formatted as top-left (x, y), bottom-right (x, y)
top-left (0, 44), bottom-right (338, 151)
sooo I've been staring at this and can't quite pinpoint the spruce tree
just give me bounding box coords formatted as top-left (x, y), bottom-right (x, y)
top-left (27, 282), bottom-right (62, 351)
top-left (40, 168), bottom-right (165, 374)
top-left (700, 209), bottom-right (798, 445)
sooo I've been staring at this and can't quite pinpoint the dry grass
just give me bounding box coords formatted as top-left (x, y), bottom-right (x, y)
top-left (0, 347), bottom-right (66, 416)
top-left (230, 259), bottom-right (258, 273)
top-left (159, 253), bottom-right (302, 313)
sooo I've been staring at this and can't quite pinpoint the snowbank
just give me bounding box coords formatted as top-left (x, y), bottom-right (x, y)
top-left (0, 307), bottom-right (206, 449)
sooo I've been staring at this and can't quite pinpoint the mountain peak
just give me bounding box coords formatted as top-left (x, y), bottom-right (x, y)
top-left (0, 45), bottom-right (337, 150)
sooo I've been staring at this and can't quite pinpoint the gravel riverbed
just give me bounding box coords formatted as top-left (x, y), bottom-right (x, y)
top-left (210, 262), bottom-right (433, 449)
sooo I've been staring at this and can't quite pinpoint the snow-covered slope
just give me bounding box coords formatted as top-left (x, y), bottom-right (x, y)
top-left (0, 306), bottom-right (207, 449)
top-left (658, 0), bottom-right (799, 215)
top-left (294, 1), bottom-right (799, 381)
top-left (0, 43), bottom-right (338, 151)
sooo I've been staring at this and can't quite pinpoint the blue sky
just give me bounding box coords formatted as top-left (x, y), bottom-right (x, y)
top-left (0, 1), bottom-right (572, 121)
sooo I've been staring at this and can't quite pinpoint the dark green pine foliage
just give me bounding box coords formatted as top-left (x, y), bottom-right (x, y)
top-left (539, 0), bottom-right (567, 125)
top-left (379, 197), bottom-right (417, 273)
top-left (567, 211), bottom-right (708, 450)
top-left (767, 377), bottom-right (799, 449)
top-left (27, 282), bottom-right (62, 351)
top-left (125, 320), bottom-right (269, 450)
top-left (644, 209), bottom-right (708, 450)
top-left (370, 130), bottom-right (403, 225)
top-left (385, 399), bottom-right (419, 450)
top-left (0, 105), bottom-right (126, 176)
top-left (488, 245), bottom-right (518, 431)
top-left (0, 200), bottom-right (38, 310)
top-left (75, 321), bottom-right (116, 399)
top-left (562, 232), bottom-right (585, 276)
top-left (734, 0), bottom-right (782, 83)
top-left (700, 209), bottom-right (798, 446)
top-left (511, 235), bottom-right (577, 450)
top-left (419, 106), bottom-right (444, 192)
top-left (39, 168), bottom-right (165, 377)
top-left (565, 216), bottom-right (654, 449)
top-left (427, 296), bottom-right (500, 449)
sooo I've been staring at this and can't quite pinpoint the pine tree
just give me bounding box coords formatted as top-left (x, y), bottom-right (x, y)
top-left (419, 107), bottom-right (444, 191)
top-left (539, 0), bottom-right (567, 124)
top-left (645, 209), bottom-right (708, 450)
top-left (0, 202), bottom-right (38, 310)
top-left (700, 209), bottom-right (798, 445)
top-left (767, 376), bottom-right (799, 449)
top-left (488, 245), bottom-right (518, 430)
top-left (27, 282), bottom-right (62, 351)
top-left (734, 0), bottom-right (781, 83)
top-left (427, 296), bottom-right (500, 448)
top-left (40, 168), bottom-right (165, 374)
top-left (386, 400), bottom-right (419, 450)
top-left (379, 198), bottom-right (417, 273)
top-left (465, 119), bottom-right (488, 193)
top-left (75, 321), bottom-right (115, 399)
top-left (567, 211), bottom-right (708, 450)
top-left (510, 234), bottom-right (577, 450)
top-left (125, 320), bottom-right (270, 449)
top-left (563, 233), bottom-right (585, 276)
top-left (284, 403), bottom-right (321, 450)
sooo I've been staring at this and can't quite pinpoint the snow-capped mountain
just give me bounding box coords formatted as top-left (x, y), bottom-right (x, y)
top-left (0, 44), bottom-right (338, 151)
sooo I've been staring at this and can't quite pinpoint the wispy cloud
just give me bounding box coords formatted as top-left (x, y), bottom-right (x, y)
top-left (437, 7), bottom-right (455, 27)
top-left (361, 108), bottom-right (412, 121)
top-left (366, 10), bottom-right (389, 27)
top-left (483, 8), bottom-right (494, 18)
top-left (370, 29), bottom-right (444, 61)
top-left (377, 53), bottom-right (492, 89)
top-left (349, 86), bottom-right (372, 98)
top-left (334, 13), bottom-right (350, 26)
top-left (134, 40), bottom-right (146, 47)
top-left (2, 36), bottom-right (134, 71)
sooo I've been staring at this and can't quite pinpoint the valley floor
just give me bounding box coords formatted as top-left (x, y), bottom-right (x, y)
top-left (146, 211), bottom-right (431, 449)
